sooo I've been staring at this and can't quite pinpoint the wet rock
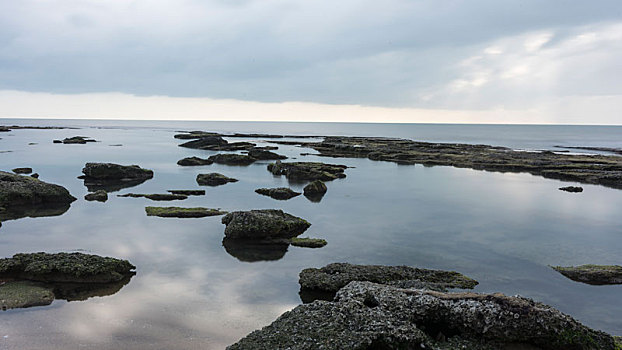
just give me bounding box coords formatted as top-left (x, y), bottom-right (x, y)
top-left (177, 156), bottom-right (213, 166)
top-left (559, 186), bottom-right (583, 192)
top-left (290, 237), bottom-right (327, 248)
top-left (0, 281), bottom-right (55, 310)
top-left (552, 265), bottom-right (622, 285)
top-left (167, 190), bottom-right (205, 196)
top-left (267, 161), bottom-right (348, 181)
top-left (228, 281), bottom-right (617, 350)
top-left (0, 252), bottom-right (135, 284)
top-left (303, 180), bottom-right (327, 202)
top-left (81, 163), bottom-right (153, 192)
top-left (117, 193), bottom-right (188, 201)
top-left (12, 167), bottom-right (33, 174)
top-left (222, 209), bottom-right (310, 239)
top-left (54, 136), bottom-right (97, 144)
top-left (248, 149), bottom-right (287, 160)
top-left (255, 187), bottom-right (301, 200)
top-left (299, 263), bottom-right (478, 294)
top-left (145, 206), bottom-right (227, 218)
top-left (208, 153), bottom-right (256, 165)
top-left (0, 171), bottom-right (76, 221)
top-left (222, 237), bottom-right (289, 262)
top-left (30, 173), bottom-right (39, 179)
top-left (196, 173), bottom-right (238, 186)
top-left (85, 190), bottom-right (108, 202)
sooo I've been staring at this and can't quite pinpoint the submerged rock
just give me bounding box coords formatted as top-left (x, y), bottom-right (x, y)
top-left (290, 237), bottom-right (327, 248)
top-left (196, 173), bottom-right (238, 186)
top-left (559, 186), bottom-right (584, 192)
top-left (117, 193), bottom-right (188, 201)
top-left (12, 167), bottom-right (33, 174)
top-left (228, 281), bottom-right (617, 350)
top-left (248, 149), bottom-right (287, 160)
top-left (177, 156), bottom-right (213, 166)
top-left (552, 265), bottom-right (622, 285)
top-left (267, 161), bottom-right (347, 181)
top-left (0, 252), bottom-right (135, 284)
top-left (299, 263), bottom-right (478, 295)
top-left (303, 180), bottom-right (327, 202)
top-left (145, 206), bottom-right (227, 218)
top-left (255, 187), bottom-right (301, 200)
top-left (222, 237), bottom-right (289, 262)
top-left (80, 163), bottom-right (153, 192)
top-left (167, 190), bottom-right (205, 196)
top-left (208, 153), bottom-right (256, 165)
top-left (221, 209), bottom-right (310, 239)
top-left (84, 190), bottom-right (108, 202)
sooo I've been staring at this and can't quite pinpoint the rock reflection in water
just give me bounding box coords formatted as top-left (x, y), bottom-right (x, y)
top-left (82, 177), bottom-right (151, 193)
top-left (0, 202), bottom-right (71, 223)
top-left (222, 237), bottom-right (289, 262)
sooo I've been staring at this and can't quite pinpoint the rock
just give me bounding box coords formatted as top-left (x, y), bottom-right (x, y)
top-left (174, 131), bottom-right (221, 139)
top-left (299, 263), bottom-right (478, 295)
top-left (559, 186), bottom-right (584, 192)
top-left (255, 187), bottom-right (301, 200)
top-left (208, 153), bottom-right (256, 165)
top-left (178, 136), bottom-right (229, 149)
top-left (222, 237), bottom-right (289, 262)
top-left (248, 149), bottom-right (287, 160)
top-left (0, 252), bottom-right (135, 284)
top-left (177, 156), bottom-right (213, 166)
top-left (196, 173), bottom-right (238, 186)
top-left (267, 161), bottom-right (347, 181)
top-left (52, 140), bottom-right (62, 144)
top-left (12, 167), bottom-right (33, 174)
top-left (0, 126), bottom-right (10, 132)
top-left (221, 209), bottom-right (310, 239)
top-left (30, 173), bottom-right (39, 179)
top-left (0, 281), bottom-right (55, 310)
top-left (81, 163), bottom-right (153, 192)
top-left (85, 190), bottom-right (108, 202)
top-left (0, 171), bottom-right (76, 221)
top-left (167, 190), bottom-right (205, 196)
top-left (303, 180), bottom-right (327, 202)
top-left (290, 237), bottom-right (327, 248)
top-left (145, 206), bottom-right (227, 218)
top-left (117, 193), bottom-right (188, 201)
top-left (228, 281), bottom-right (617, 350)
top-left (552, 265), bottom-right (622, 285)
top-left (55, 136), bottom-right (97, 144)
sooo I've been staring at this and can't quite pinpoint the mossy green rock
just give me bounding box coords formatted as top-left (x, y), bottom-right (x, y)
top-left (552, 265), bottom-right (622, 285)
top-left (303, 180), bottom-right (327, 202)
top-left (0, 281), bottom-right (55, 310)
top-left (290, 237), bottom-right (327, 248)
top-left (0, 252), bottom-right (136, 284)
top-left (146, 206), bottom-right (227, 218)
top-left (222, 209), bottom-right (311, 239)
top-left (196, 173), bottom-right (238, 186)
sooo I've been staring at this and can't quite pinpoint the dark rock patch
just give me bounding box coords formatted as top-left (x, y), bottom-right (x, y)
top-left (552, 265), bottom-right (622, 285)
top-left (178, 136), bottom-right (255, 151)
top-left (54, 136), bottom-right (97, 144)
top-left (117, 193), bottom-right (188, 201)
top-left (290, 237), bottom-right (327, 248)
top-left (80, 163), bottom-right (153, 192)
top-left (12, 167), bottom-right (33, 174)
top-left (222, 209), bottom-right (310, 239)
top-left (248, 149), bottom-right (287, 160)
top-left (559, 186), bottom-right (583, 192)
top-left (145, 206), bottom-right (227, 218)
top-left (208, 153), bottom-right (256, 165)
top-left (267, 161), bottom-right (347, 181)
top-left (303, 180), bottom-right (327, 202)
top-left (196, 173), bottom-right (238, 186)
top-left (177, 156), bottom-right (213, 166)
top-left (255, 187), bottom-right (301, 200)
top-left (85, 190), bottom-right (108, 202)
top-left (30, 173), bottom-right (39, 179)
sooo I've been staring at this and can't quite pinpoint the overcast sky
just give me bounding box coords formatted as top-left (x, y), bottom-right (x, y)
top-left (1, 0), bottom-right (621, 124)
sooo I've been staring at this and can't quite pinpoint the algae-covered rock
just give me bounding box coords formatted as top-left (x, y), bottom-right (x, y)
top-left (118, 193), bottom-right (188, 201)
top-left (12, 167), bottom-right (33, 174)
top-left (85, 190), bottom-right (108, 202)
top-left (303, 180), bottom-right (327, 202)
top-left (248, 149), bottom-right (287, 160)
top-left (290, 237), bottom-right (327, 248)
top-left (221, 209), bottom-right (310, 239)
top-left (228, 281), bottom-right (617, 350)
top-left (267, 161), bottom-right (347, 181)
top-left (145, 206), bottom-right (227, 218)
top-left (167, 190), bottom-right (205, 196)
top-left (177, 156), bottom-right (213, 166)
top-left (0, 252), bottom-right (136, 284)
top-left (208, 153), bottom-right (256, 165)
top-left (559, 186), bottom-right (584, 193)
top-left (299, 262), bottom-right (478, 294)
top-left (552, 265), bottom-right (622, 285)
top-left (81, 163), bottom-right (153, 192)
top-left (196, 173), bottom-right (238, 186)
top-left (255, 187), bottom-right (301, 200)
top-left (0, 281), bottom-right (55, 310)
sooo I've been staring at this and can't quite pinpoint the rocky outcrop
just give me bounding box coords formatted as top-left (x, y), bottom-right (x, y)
top-left (221, 209), bottom-right (310, 239)
top-left (255, 187), bottom-right (301, 200)
top-left (145, 206), bottom-right (227, 218)
top-left (178, 135), bottom-right (256, 151)
top-left (53, 136), bottom-right (97, 144)
top-left (267, 161), bottom-right (347, 181)
top-left (0, 171), bottom-right (76, 221)
top-left (80, 163), bottom-right (153, 192)
top-left (177, 156), bottom-right (213, 166)
top-left (303, 180), bottom-right (327, 202)
top-left (559, 186), bottom-right (583, 193)
top-left (167, 190), bottom-right (205, 196)
top-left (290, 237), bottom-right (327, 248)
top-left (117, 193), bottom-right (188, 201)
top-left (12, 167), bottom-right (33, 174)
top-left (208, 153), bottom-right (256, 165)
top-left (248, 149), bottom-right (287, 160)
top-left (85, 190), bottom-right (108, 202)
top-left (552, 265), bottom-right (622, 285)
top-left (196, 173), bottom-right (238, 186)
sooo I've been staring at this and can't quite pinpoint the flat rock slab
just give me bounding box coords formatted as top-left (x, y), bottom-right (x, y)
top-left (290, 237), bottom-right (327, 248)
top-left (222, 209), bottom-right (310, 239)
top-left (268, 161), bottom-right (347, 181)
top-left (118, 193), bottom-right (188, 201)
top-left (145, 206), bottom-right (227, 218)
top-left (177, 156), bottom-right (213, 166)
top-left (228, 281), bottom-right (617, 350)
top-left (552, 265), bottom-right (622, 285)
top-left (197, 173), bottom-right (238, 186)
top-left (255, 187), bottom-right (301, 200)
top-left (299, 262), bottom-right (478, 294)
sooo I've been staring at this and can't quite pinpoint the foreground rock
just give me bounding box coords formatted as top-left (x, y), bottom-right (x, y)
top-left (145, 206), bottom-right (227, 218)
top-left (12, 167), bottom-right (33, 174)
top-left (559, 186), bottom-right (583, 192)
top-left (177, 156), bottom-right (213, 166)
top-left (80, 163), bottom-right (153, 192)
top-left (0, 171), bottom-right (76, 221)
top-left (303, 180), bottom-right (327, 202)
top-left (290, 237), bottom-right (327, 248)
top-left (255, 187), bottom-right (301, 200)
top-left (222, 209), bottom-right (310, 239)
top-left (267, 161), bottom-right (348, 181)
top-left (248, 149), bottom-right (287, 160)
top-left (118, 193), bottom-right (188, 201)
top-left (228, 281), bottom-right (617, 350)
top-left (299, 263), bottom-right (478, 295)
top-left (85, 190), bottom-right (108, 202)
top-left (0, 252), bottom-right (135, 284)
top-left (208, 153), bottom-right (256, 165)
top-left (552, 264), bottom-right (622, 285)
top-left (196, 173), bottom-right (238, 186)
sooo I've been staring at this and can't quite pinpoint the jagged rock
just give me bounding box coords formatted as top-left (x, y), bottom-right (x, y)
top-left (208, 153), bottom-right (256, 165)
top-left (0, 252), bottom-right (135, 284)
top-left (167, 190), bottom-right (205, 196)
top-left (248, 149), bottom-right (287, 160)
top-left (12, 167), bottom-right (33, 174)
top-left (290, 237), bottom-right (327, 248)
top-left (117, 193), bottom-right (188, 201)
top-left (299, 263), bottom-right (478, 294)
top-left (559, 186), bottom-right (583, 193)
top-left (80, 163), bottom-right (153, 192)
top-left (303, 180), bottom-right (327, 202)
top-left (85, 190), bottom-right (108, 202)
top-left (177, 156), bottom-right (213, 166)
top-left (221, 209), bottom-right (310, 239)
top-left (145, 206), bottom-right (227, 218)
top-left (196, 173), bottom-right (238, 186)
top-left (255, 187), bottom-right (301, 200)
top-left (267, 161), bottom-right (347, 181)
top-left (228, 281), bottom-right (617, 350)
top-left (552, 265), bottom-right (622, 285)
top-left (0, 171), bottom-right (76, 221)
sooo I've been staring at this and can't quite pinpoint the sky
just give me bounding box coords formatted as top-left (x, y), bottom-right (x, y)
top-left (1, 0), bottom-right (621, 124)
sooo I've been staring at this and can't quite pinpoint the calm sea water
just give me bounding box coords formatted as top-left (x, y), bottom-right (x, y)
top-left (1, 119), bottom-right (621, 349)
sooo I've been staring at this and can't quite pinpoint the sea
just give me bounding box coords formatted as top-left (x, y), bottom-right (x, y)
top-left (1, 119), bottom-right (621, 349)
